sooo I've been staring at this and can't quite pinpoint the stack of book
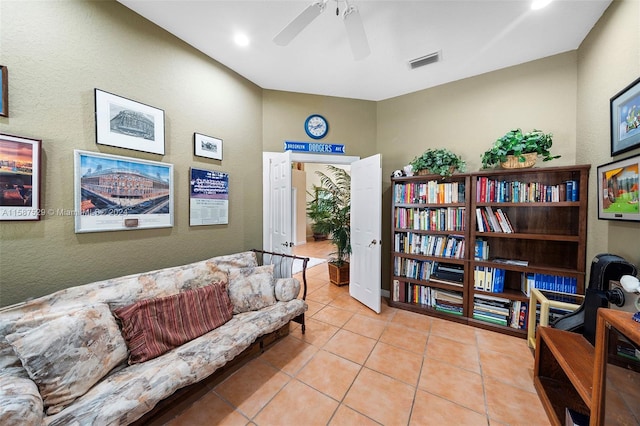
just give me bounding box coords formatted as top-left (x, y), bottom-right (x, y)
top-left (473, 294), bottom-right (511, 326)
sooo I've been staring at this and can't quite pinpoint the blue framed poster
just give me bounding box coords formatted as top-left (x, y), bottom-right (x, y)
top-left (189, 168), bottom-right (229, 226)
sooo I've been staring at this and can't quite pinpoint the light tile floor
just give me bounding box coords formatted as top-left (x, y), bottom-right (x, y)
top-left (166, 241), bottom-right (552, 425)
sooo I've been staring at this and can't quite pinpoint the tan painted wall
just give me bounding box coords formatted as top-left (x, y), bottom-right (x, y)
top-left (1, 0), bottom-right (637, 307)
top-left (262, 90), bottom-right (377, 156)
top-left (0, 0), bottom-right (263, 306)
top-left (376, 52), bottom-right (580, 290)
top-left (577, 0), bottom-right (640, 269)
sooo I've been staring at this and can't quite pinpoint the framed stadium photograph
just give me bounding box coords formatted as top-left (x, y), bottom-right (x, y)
top-left (95, 89), bottom-right (165, 155)
top-left (194, 133), bottom-right (223, 161)
top-left (74, 150), bottom-right (173, 233)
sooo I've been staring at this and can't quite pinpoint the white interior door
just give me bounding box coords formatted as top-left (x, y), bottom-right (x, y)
top-left (262, 151), bottom-right (292, 255)
top-left (350, 154), bottom-right (382, 313)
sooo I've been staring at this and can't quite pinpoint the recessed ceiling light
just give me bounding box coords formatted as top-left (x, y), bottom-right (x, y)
top-left (234, 33), bottom-right (250, 47)
top-left (531, 0), bottom-right (553, 10)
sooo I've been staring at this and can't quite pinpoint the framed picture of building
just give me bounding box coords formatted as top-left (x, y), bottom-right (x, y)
top-left (95, 89), bottom-right (165, 155)
top-left (194, 133), bottom-right (223, 160)
top-left (597, 154), bottom-right (639, 222)
top-left (74, 150), bottom-right (173, 233)
top-left (0, 134), bottom-right (41, 220)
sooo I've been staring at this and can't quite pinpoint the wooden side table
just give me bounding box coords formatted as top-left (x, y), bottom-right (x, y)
top-left (534, 308), bottom-right (640, 425)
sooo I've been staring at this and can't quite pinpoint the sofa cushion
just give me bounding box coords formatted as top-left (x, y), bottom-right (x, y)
top-left (114, 280), bottom-right (233, 364)
top-left (275, 278), bottom-right (301, 302)
top-left (227, 264), bottom-right (276, 313)
top-left (5, 304), bottom-right (128, 415)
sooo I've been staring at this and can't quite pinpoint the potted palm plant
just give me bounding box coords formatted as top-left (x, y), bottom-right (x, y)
top-left (308, 165), bottom-right (351, 285)
top-left (481, 128), bottom-right (560, 169)
top-left (306, 184), bottom-right (331, 241)
top-left (409, 148), bottom-right (466, 178)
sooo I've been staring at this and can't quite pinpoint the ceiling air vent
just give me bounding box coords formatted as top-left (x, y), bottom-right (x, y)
top-left (409, 51), bottom-right (441, 70)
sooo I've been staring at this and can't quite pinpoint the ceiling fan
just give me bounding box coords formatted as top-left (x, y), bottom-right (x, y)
top-left (273, 0), bottom-right (371, 61)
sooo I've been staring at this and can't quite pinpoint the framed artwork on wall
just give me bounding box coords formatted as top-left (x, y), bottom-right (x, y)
top-left (0, 65), bottom-right (7, 117)
top-left (194, 133), bottom-right (223, 160)
top-left (0, 134), bottom-right (41, 221)
top-left (597, 154), bottom-right (639, 222)
top-left (95, 89), bottom-right (165, 155)
top-left (74, 150), bottom-right (173, 233)
top-left (610, 76), bottom-right (640, 156)
top-left (189, 167), bottom-right (229, 226)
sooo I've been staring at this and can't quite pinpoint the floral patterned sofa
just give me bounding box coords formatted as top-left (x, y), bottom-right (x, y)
top-left (0, 250), bottom-right (307, 425)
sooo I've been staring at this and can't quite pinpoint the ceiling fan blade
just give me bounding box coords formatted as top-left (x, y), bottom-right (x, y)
top-left (343, 5), bottom-right (370, 60)
top-left (273, 1), bottom-right (326, 46)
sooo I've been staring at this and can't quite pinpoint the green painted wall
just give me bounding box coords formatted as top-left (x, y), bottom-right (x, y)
top-left (577, 0), bottom-right (640, 269)
top-left (1, 0), bottom-right (637, 307)
top-left (0, 0), bottom-right (263, 306)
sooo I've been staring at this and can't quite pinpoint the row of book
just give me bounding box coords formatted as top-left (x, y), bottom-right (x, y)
top-left (521, 272), bottom-right (578, 297)
top-left (473, 266), bottom-right (506, 292)
top-left (393, 181), bottom-right (466, 204)
top-left (475, 206), bottom-right (514, 233)
top-left (476, 177), bottom-right (579, 203)
top-left (394, 258), bottom-right (436, 281)
top-left (394, 206), bottom-right (466, 232)
top-left (392, 280), bottom-right (463, 315)
top-left (394, 232), bottom-right (465, 259)
top-left (394, 258), bottom-right (464, 286)
top-left (473, 294), bottom-right (528, 329)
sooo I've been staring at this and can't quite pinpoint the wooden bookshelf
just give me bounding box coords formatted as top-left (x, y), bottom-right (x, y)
top-left (389, 165), bottom-right (590, 337)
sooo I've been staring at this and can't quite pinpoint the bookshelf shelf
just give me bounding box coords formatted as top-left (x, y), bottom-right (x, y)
top-left (389, 165), bottom-right (590, 337)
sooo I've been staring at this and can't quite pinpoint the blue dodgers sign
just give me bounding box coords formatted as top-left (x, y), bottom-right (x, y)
top-left (284, 141), bottom-right (345, 154)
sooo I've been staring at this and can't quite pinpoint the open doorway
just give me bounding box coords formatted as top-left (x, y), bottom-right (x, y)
top-left (291, 161), bottom-right (351, 267)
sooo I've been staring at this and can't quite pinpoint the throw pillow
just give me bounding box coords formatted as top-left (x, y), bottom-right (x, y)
top-left (5, 303), bottom-right (128, 415)
top-left (275, 277), bottom-right (301, 302)
top-left (227, 264), bottom-right (276, 313)
top-left (114, 280), bottom-right (233, 364)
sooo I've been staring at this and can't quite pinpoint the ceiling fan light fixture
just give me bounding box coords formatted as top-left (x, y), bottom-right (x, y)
top-left (409, 51), bottom-right (441, 70)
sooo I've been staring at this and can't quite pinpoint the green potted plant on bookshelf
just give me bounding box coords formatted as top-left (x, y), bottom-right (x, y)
top-left (308, 165), bottom-right (351, 285)
top-left (480, 128), bottom-right (560, 169)
top-left (409, 148), bottom-right (466, 178)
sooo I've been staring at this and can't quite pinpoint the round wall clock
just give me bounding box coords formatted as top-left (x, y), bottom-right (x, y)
top-left (304, 114), bottom-right (329, 139)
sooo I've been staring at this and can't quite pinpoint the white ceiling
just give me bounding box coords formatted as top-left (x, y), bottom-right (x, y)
top-left (117, 0), bottom-right (612, 101)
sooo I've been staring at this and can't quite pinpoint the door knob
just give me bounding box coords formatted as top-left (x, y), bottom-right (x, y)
top-left (369, 239), bottom-right (380, 247)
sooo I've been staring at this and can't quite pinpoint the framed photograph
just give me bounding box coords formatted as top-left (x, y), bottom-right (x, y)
top-left (194, 133), bottom-right (223, 160)
top-left (74, 150), bottom-right (173, 233)
top-left (95, 89), bottom-right (165, 155)
top-left (597, 154), bottom-right (639, 222)
top-left (1, 65), bottom-right (7, 117)
top-left (610, 76), bottom-right (640, 156)
top-left (189, 167), bottom-right (229, 226)
top-left (0, 134), bottom-right (41, 220)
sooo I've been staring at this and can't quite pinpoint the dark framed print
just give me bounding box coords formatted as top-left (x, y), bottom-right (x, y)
top-left (95, 89), bottom-right (165, 155)
top-left (0, 65), bottom-right (7, 117)
top-left (0, 134), bottom-right (41, 220)
top-left (597, 154), bottom-right (639, 222)
top-left (194, 133), bottom-right (223, 160)
top-left (74, 150), bottom-right (173, 233)
top-left (610, 76), bottom-right (640, 156)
